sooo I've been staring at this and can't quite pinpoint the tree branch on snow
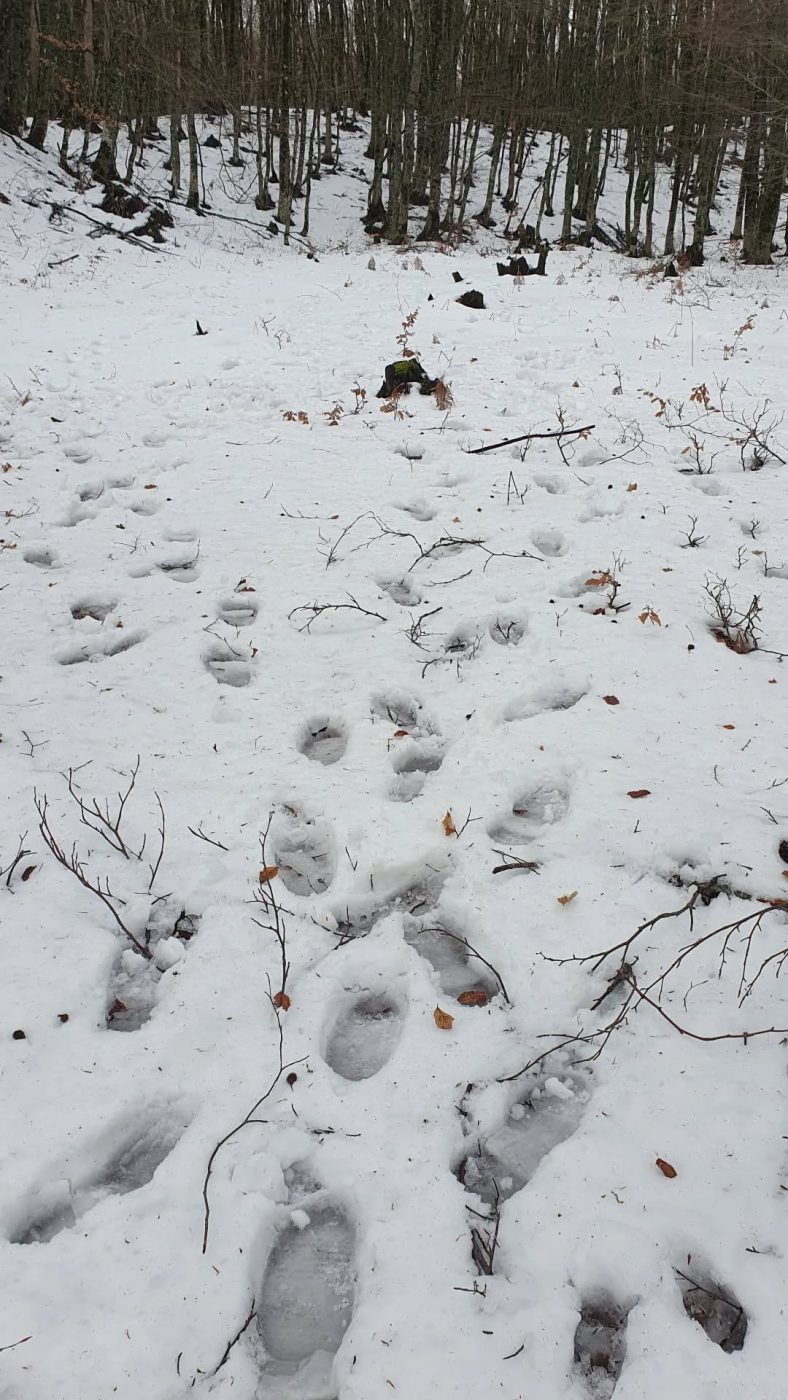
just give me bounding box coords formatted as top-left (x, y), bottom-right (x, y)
top-left (34, 792), bottom-right (152, 960)
top-left (502, 886), bottom-right (788, 1080)
top-left (252, 814), bottom-right (290, 1006)
top-left (201, 985), bottom-right (305, 1253)
top-left (1, 833), bottom-right (33, 890)
top-left (288, 595), bottom-right (387, 632)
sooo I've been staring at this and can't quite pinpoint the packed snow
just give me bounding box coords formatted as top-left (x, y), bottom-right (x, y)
top-left (1, 118), bottom-right (788, 1400)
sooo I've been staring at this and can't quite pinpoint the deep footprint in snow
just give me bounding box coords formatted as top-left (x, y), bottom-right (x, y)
top-left (378, 574), bottom-right (423, 608)
top-left (502, 682), bottom-right (587, 722)
top-left (217, 594), bottom-right (259, 627)
top-left (574, 1295), bottom-right (630, 1398)
top-left (70, 597), bottom-right (116, 622)
top-left (457, 1071), bottom-right (590, 1205)
top-left (257, 1201), bottom-right (355, 1385)
top-left (328, 858), bottom-right (449, 940)
top-left (272, 807), bottom-right (335, 897)
top-left (371, 690), bottom-right (434, 736)
top-left (404, 914), bottom-right (498, 1003)
top-left (323, 992), bottom-right (405, 1080)
top-left (203, 643), bottom-right (253, 687)
top-left (394, 496), bottom-right (437, 522)
top-left (297, 715), bottom-right (349, 765)
top-left (488, 780), bottom-right (570, 845)
top-left (677, 1268), bottom-right (747, 1352)
top-left (488, 612), bottom-right (527, 646)
top-left (56, 630), bottom-right (146, 665)
top-left (23, 544), bottom-right (59, 569)
top-left (10, 1104), bottom-right (187, 1244)
top-left (531, 528), bottom-right (567, 557)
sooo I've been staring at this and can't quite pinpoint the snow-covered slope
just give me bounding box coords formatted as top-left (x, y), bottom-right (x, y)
top-left (2, 123), bottom-right (788, 1400)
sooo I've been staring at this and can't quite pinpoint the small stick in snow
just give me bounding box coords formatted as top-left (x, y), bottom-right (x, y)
top-left (209, 1299), bottom-right (257, 1376)
top-left (491, 851), bottom-right (541, 876)
top-left (187, 823), bottom-right (229, 852)
top-left (467, 424), bottom-right (595, 456)
top-left (288, 595), bottom-right (387, 633)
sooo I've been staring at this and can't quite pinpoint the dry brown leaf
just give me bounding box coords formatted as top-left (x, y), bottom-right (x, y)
top-left (442, 810), bottom-right (457, 837)
top-left (143, 483), bottom-right (158, 490)
top-left (584, 572), bottom-right (612, 588)
top-left (434, 1006), bottom-right (454, 1030)
top-left (638, 608), bottom-right (661, 625)
top-left (655, 1157), bottom-right (677, 1179)
top-left (722, 724), bottom-right (735, 730)
top-left (628, 789), bottom-right (651, 799)
top-left (273, 991), bottom-right (291, 1011)
top-left (393, 729), bottom-right (408, 738)
top-left (20, 865), bottom-right (36, 882)
top-left (557, 891), bottom-right (578, 906)
top-left (259, 865), bottom-right (279, 883)
top-left (627, 482), bottom-right (638, 491)
top-left (457, 990), bottom-right (488, 1007)
top-left (602, 695), bottom-right (620, 705)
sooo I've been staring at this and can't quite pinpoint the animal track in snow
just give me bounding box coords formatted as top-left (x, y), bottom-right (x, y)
top-left (127, 493), bottom-right (161, 517)
top-left (488, 780), bottom-right (570, 845)
top-left (62, 440), bottom-right (93, 464)
top-left (217, 594), bottom-right (259, 627)
top-left (574, 1295), bottom-right (630, 1398)
top-left (297, 715), bottom-right (349, 765)
top-left (10, 1103), bottom-right (188, 1244)
top-left (256, 1200), bottom-right (355, 1387)
top-left (502, 681), bottom-right (587, 722)
top-left (70, 597), bottom-right (117, 622)
top-left (272, 807), bottom-right (336, 897)
top-left (534, 474), bottom-right (567, 495)
top-left (56, 630), bottom-right (146, 666)
top-left (322, 992), bottom-right (406, 1080)
top-left (378, 574), bottom-right (423, 607)
top-left (394, 496), bottom-right (436, 522)
top-left (404, 914), bottom-right (498, 1003)
top-left (457, 1071), bottom-right (590, 1205)
top-left (488, 612), bottom-right (527, 646)
top-left (203, 642), bottom-right (253, 687)
top-left (23, 544), bottom-right (59, 568)
top-left (677, 1268), bottom-right (747, 1352)
top-left (77, 480), bottom-right (106, 502)
top-left (531, 528), bottom-right (567, 557)
top-left (327, 857), bottom-right (449, 940)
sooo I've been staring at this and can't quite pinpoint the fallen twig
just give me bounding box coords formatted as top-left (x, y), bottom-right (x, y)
top-left (468, 424), bottom-right (595, 456)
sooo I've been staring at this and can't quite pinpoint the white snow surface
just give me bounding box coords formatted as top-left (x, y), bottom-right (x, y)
top-left (2, 119), bottom-right (788, 1400)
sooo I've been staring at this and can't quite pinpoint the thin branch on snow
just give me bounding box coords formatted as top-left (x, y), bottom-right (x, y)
top-left (288, 595), bottom-right (387, 632)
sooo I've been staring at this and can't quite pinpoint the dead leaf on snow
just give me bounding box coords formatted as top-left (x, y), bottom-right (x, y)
top-left (434, 1006), bottom-right (454, 1030)
top-left (442, 810), bottom-right (457, 837)
top-left (259, 865), bottom-right (279, 883)
top-left (557, 891), bottom-right (578, 906)
top-left (457, 990), bottom-right (488, 1006)
top-left (602, 695), bottom-right (620, 705)
top-left (628, 789), bottom-right (651, 798)
top-left (656, 1157), bottom-right (677, 1179)
top-left (273, 991), bottom-right (291, 1011)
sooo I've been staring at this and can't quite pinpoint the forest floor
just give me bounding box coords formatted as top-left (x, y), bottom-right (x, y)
top-left (2, 119), bottom-right (788, 1400)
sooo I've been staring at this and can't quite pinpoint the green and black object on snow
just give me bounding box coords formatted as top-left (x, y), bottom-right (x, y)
top-left (376, 359), bottom-right (439, 399)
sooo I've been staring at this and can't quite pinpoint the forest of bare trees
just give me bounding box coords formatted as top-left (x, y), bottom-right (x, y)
top-left (1, 0), bottom-right (787, 264)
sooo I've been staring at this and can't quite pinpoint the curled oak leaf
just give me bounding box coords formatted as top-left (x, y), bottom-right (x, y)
top-left (457, 990), bottom-right (488, 1007)
top-left (434, 1006), bottom-right (454, 1030)
top-left (722, 724), bottom-right (735, 730)
top-left (655, 1157), bottom-right (677, 1179)
top-left (557, 891), bottom-right (578, 906)
top-left (628, 789), bottom-right (651, 799)
top-left (21, 865), bottom-right (36, 881)
top-left (273, 991), bottom-right (291, 1011)
top-left (259, 865), bottom-right (279, 883)
top-left (602, 695), bottom-right (620, 705)
top-left (442, 810), bottom-right (457, 837)
top-left (393, 729), bottom-right (409, 738)
top-left (627, 482), bottom-right (638, 491)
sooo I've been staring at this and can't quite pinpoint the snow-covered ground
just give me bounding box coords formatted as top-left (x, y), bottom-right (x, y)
top-left (2, 120), bottom-right (788, 1400)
